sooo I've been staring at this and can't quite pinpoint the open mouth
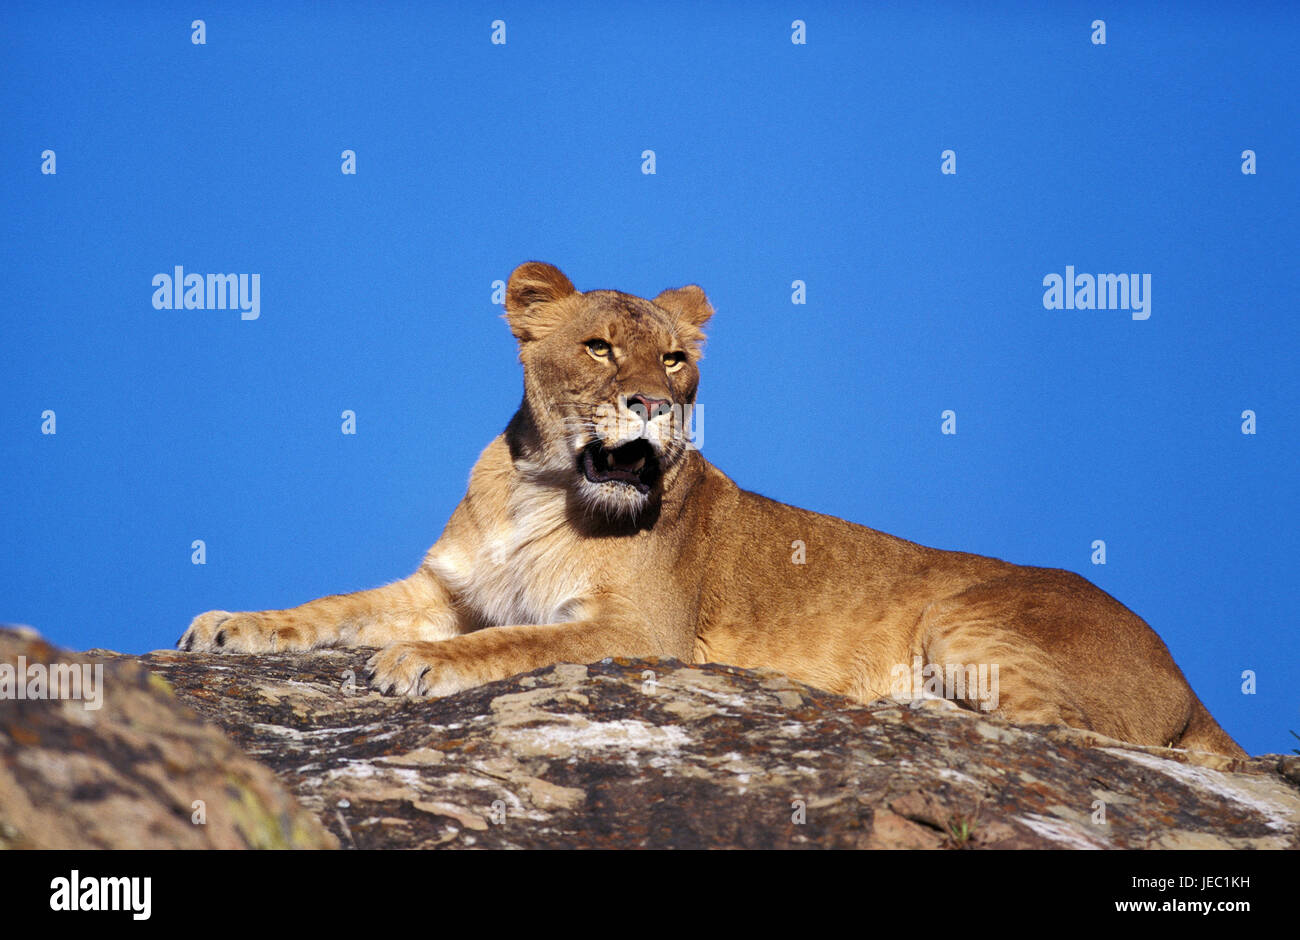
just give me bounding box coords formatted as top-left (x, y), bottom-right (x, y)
top-left (580, 439), bottom-right (659, 494)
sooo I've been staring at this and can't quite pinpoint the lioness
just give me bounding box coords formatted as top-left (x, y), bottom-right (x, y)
top-left (180, 261), bottom-right (1245, 757)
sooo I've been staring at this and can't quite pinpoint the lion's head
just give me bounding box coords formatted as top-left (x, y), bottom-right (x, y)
top-left (503, 261), bottom-right (712, 519)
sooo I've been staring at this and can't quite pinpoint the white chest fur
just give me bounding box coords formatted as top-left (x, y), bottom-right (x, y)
top-left (427, 482), bottom-right (592, 628)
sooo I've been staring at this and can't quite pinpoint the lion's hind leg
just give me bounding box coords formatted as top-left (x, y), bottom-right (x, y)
top-left (920, 615), bottom-right (1092, 730)
top-left (915, 569), bottom-right (1213, 749)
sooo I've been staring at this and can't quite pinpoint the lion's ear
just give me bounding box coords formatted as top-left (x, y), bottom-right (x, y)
top-left (654, 284), bottom-right (713, 350)
top-left (505, 262), bottom-right (578, 342)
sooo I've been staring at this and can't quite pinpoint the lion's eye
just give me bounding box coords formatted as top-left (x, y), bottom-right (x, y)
top-left (585, 339), bottom-right (612, 360)
top-left (663, 351), bottom-right (686, 371)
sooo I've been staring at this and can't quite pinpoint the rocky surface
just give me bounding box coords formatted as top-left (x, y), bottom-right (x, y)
top-left (93, 639), bottom-right (1300, 849)
top-left (3, 627), bottom-right (1297, 849)
top-left (0, 628), bottom-right (336, 848)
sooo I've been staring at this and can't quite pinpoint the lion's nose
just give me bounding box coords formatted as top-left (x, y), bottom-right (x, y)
top-left (628, 393), bottom-right (672, 421)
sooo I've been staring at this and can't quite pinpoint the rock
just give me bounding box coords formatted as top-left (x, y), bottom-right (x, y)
top-left (0, 629), bottom-right (336, 849)
top-left (97, 639), bottom-right (1300, 850)
top-left (5, 628), bottom-right (1297, 849)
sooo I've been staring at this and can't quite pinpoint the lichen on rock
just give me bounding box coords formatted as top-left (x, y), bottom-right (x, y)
top-left (4, 628), bottom-right (1297, 849)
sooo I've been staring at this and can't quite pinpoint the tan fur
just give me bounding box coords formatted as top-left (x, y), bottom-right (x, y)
top-left (181, 262), bottom-right (1246, 758)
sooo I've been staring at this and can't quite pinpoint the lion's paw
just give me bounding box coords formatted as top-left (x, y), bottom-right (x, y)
top-left (364, 642), bottom-right (474, 698)
top-left (178, 610), bottom-right (311, 653)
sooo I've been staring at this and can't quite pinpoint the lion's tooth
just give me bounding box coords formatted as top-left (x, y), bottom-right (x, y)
top-left (631, 457), bottom-right (646, 472)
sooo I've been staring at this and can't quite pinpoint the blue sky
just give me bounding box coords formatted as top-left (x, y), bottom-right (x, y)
top-left (2, 1), bottom-right (1296, 755)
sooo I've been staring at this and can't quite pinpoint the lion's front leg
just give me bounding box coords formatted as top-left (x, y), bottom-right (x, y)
top-left (366, 597), bottom-right (685, 697)
top-left (178, 566), bottom-right (462, 653)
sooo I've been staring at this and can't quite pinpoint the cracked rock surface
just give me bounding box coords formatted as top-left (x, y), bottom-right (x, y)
top-left (3, 628), bottom-right (1297, 848)
top-left (0, 628), bottom-right (336, 848)
top-left (90, 639), bottom-right (1300, 849)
